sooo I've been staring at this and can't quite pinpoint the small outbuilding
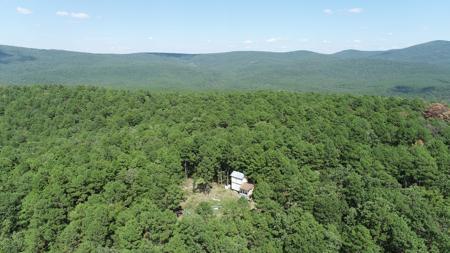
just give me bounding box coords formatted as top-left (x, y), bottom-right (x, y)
top-left (239, 182), bottom-right (255, 198)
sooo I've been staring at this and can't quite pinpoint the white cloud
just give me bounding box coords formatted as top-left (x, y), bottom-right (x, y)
top-left (323, 9), bottom-right (333, 15)
top-left (147, 36), bottom-right (154, 40)
top-left (322, 40), bottom-right (332, 44)
top-left (17, 7), bottom-right (32, 15)
top-left (56, 11), bottom-right (69, 16)
top-left (323, 8), bottom-right (363, 15)
top-left (348, 8), bottom-right (363, 14)
top-left (57, 11), bottom-right (90, 19)
top-left (266, 37), bottom-right (282, 43)
top-left (71, 12), bottom-right (90, 19)
top-left (243, 40), bottom-right (253, 44)
top-left (353, 39), bottom-right (362, 43)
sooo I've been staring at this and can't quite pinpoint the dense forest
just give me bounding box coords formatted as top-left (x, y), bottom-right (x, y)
top-left (0, 86), bottom-right (449, 252)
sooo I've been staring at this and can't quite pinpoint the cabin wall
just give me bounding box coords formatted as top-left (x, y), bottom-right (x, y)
top-left (231, 177), bottom-right (243, 191)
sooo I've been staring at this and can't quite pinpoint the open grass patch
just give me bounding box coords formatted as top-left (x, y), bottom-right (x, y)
top-left (179, 179), bottom-right (246, 218)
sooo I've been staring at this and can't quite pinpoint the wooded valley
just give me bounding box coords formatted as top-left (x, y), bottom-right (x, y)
top-left (1, 40), bottom-right (450, 101)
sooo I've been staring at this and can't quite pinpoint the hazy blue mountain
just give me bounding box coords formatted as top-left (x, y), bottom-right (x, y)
top-left (1, 41), bottom-right (450, 99)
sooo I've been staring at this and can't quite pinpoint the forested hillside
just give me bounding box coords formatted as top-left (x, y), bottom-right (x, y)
top-left (0, 86), bottom-right (449, 252)
top-left (1, 41), bottom-right (450, 100)
top-left (335, 40), bottom-right (450, 64)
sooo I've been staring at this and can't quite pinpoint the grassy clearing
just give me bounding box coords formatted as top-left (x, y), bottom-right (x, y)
top-left (179, 179), bottom-right (244, 217)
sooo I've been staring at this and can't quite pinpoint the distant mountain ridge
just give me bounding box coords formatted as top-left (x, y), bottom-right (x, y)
top-left (334, 41), bottom-right (450, 64)
top-left (1, 40), bottom-right (450, 100)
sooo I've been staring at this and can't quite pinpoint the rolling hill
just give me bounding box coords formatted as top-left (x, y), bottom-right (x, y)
top-left (1, 40), bottom-right (450, 99)
top-left (335, 40), bottom-right (450, 64)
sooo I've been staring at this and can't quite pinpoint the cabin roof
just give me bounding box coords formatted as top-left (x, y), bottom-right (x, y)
top-left (240, 182), bottom-right (254, 192)
top-left (230, 171), bottom-right (245, 179)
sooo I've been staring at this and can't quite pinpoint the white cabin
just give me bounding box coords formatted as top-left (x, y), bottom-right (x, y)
top-left (230, 171), bottom-right (247, 191)
top-left (230, 171), bottom-right (255, 198)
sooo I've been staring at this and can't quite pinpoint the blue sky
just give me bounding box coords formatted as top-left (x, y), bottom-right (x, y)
top-left (1, 0), bottom-right (449, 54)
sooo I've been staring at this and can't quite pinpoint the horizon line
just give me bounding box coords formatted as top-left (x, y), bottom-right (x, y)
top-left (1, 40), bottom-right (448, 56)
